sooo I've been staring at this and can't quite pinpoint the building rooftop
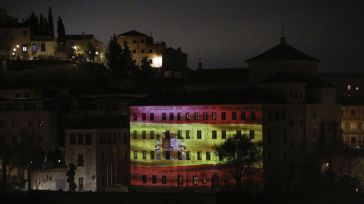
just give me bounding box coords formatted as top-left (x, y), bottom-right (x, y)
top-left (67, 115), bottom-right (129, 129)
top-left (65, 34), bottom-right (95, 40)
top-left (246, 37), bottom-right (319, 62)
top-left (131, 90), bottom-right (286, 106)
top-left (118, 30), bottom-right (150, 38)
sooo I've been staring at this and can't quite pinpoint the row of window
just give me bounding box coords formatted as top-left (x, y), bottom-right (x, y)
top-left (132, 49), bottom-right (153, 54)
top-left (132, 129), bottom-right (255, 140)
top-left (0, 119), bottom-right (45, 128)
top-left (133, 151), bottom-right (218, 161)
top-left (140, 175), bottom-right (208, 185)
top-left (133, 111), bottom-right (257, 121)
top-left (69, 132), bottom-right (129, 145)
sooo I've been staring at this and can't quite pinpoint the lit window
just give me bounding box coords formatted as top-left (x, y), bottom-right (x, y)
top-left (185, 113), bottom-right (191, 120)
top-left (194, 112), bottom-right (199, 120)
top-left (212, 112), bottom-right (217, 120)
top-left (348, 85), bottom-right (352, 91)
top-left (22, 45), bottom-right (27, 52)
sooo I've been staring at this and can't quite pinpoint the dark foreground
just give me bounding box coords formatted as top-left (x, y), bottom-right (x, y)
top-left (1, 190), bottom-right (363, 204)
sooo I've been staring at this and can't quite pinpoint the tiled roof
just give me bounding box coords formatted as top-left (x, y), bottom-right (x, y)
top-left (247, 37), bottom-right (319, 62)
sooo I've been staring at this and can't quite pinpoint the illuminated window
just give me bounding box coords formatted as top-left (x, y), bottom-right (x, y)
top-left (221, 130), bottom-right (226, 139)
top-left (165, 151), bottom-right (171, 160)
top-left (241, 112), bottom-right (246, 120)
top-left (194, 112), bottom-right (199, 120)
top-left (193, 176), bottom-right (198, 185)
top-left (178, 175), bottom-right (183, 184)
top-left (142, 175), bottom-right (147, 183)
top-left (177, 130), bottom-right (182, 139)
top-left (162, 176), bottom-right (167, 184)
top-left (70, 133), bottom-right (76, 144)
top-left (150, 131), bottom-right (155, 139)
top-left (348, 85), bottom-right (352, 91)
top-left (186, 130), bottom-right (190, 139)
top-left (203, 112), bottom-right (208, 120)
top-left (169, 113), bottom-right (174, 120)
top-left (142, 131), bottom-right (146, 139)
top-left (134, 151), bottom-right (138, 159)
top-left (221, 112), bottom-right (226, 120)
top-left (152, 175), bottom-right (156, 184)
top-left (232, 112), bottom-right (237, 120)
top-left (251, 112), bottom-right (256, 120)
top-left (197, 130), bottom-right (202, 139)
top-left (250, 130), bottom-right (255, 140)
top-left (177, 113), bottom-right (182, 120)
top-left (133, 130), bottom-right (137, 139)
top-left (186, 151), bottom-right (191, 160)
top-left (197, 152), bottom-right (202, 160)
top-left (206, 152), bottom-right (211, 160)
top-left (22, 45), bottom-right (27, 52)
top-left (150, 151), bottom-right (155, 160)
top-left (212, 130), bottom-right (217, 139)
top-left (142, 113), bottom-right (146, 121)
top-left (150, 113), bottom-right (154, 121)
top-left (162, 113), bottom-right (166, 121)
top-left (143, 151), bottom-right (147, 160)
top-left (186, 113), bottom-right (191, 120)
top-left (202, 179), bottom-right (207, 184)
top-left (133, 113), bottom-right (138, 121)
top-left (212, 112), bottom-right (217, 120)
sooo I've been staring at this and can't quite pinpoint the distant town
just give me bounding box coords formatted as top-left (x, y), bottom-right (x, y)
top-left (1, 6), bottom-right (364, 204)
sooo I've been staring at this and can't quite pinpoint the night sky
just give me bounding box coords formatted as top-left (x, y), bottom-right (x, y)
top-left (3, 0), bottom-right (364, 72)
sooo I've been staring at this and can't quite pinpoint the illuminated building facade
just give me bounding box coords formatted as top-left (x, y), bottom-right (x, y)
top-left (339, 97), bottom-right (364, 148)
top-left (117, 30), bottom-right (187, 77)
top-left (64, 34), bottom-right (105, 63)
top-left (129, 101), bottom-right (263, 191)
top-left (117, 30), bottom-right (165, 68)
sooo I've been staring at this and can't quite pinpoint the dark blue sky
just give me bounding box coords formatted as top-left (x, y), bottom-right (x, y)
top-left (3, 0), bottom-right (364, 72)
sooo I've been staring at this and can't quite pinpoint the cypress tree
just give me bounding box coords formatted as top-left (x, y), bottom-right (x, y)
top-left (48, 7), bottom-right (54, 37)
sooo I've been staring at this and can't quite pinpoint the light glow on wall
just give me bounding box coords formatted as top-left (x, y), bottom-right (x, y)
top-left (151, 56), bottom-right (162, 68)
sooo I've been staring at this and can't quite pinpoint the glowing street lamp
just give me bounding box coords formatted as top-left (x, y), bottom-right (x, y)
top-left (16, 44), bottom-right (20, 48)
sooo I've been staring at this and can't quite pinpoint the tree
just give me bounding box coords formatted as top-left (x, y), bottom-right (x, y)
top-left (86, 42), bottom-right (97, 63)
top-left (216, 134), bottom-right (262, 191)
top-left (106, 35), bottom-right (123, 73)
top-left (66, 163), bottom-right (77, 192)
top-left (48, 7), bottom-right (54, 37)
top-left (57, 16), bottom-right (66, 43)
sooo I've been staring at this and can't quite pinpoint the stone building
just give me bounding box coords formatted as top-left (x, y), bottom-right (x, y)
top-left (64, 116), bottom-right (129, 192)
